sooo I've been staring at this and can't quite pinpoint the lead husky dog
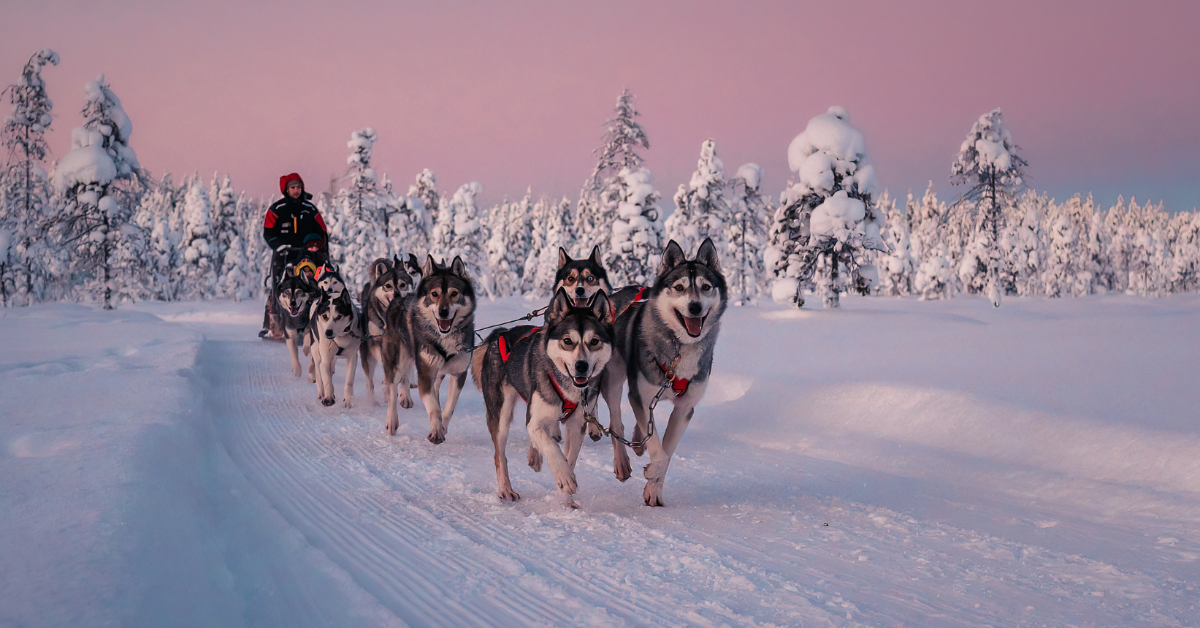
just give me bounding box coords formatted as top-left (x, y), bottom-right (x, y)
top-left (275, 266), bottom-right (321, 379)
top-left (360, 256), bottom-right (417, 405)
top-left (553, 246), bottom-right (612, 307)
top-left (472, 289), bottom-right (613, 507)
top-left (381, 255), bottom-right (476, 441)
top-left (600, 238), bottom-right (728, 506)
top-left (307, 287), bottom-right (361, 407)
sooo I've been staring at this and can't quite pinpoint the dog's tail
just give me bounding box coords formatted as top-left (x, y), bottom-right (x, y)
top-left (471, 327), bottom-right (507, 391)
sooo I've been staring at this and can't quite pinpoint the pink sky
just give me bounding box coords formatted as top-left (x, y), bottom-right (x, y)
top-left (3, 0), bottom-right (1199, 211)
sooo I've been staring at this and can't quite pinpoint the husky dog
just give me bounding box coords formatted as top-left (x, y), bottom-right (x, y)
top-left (600, 238), bottom-right (728, 506)
top-left (274, 266), bottom-right (321, 378)
top-left (360, 256), bottom-right (417, 405)
top-left (472, 289), bottom-right (613, 507)
top-left (553, 246), bottom-right (612, 307)
top-left (381, 256), bottom-right (476, 441)
top-left (307, 289), bottom-right (361, 407)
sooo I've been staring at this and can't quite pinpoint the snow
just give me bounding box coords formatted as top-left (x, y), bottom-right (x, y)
top-left (4, 295), bottom-right (1200, 626)
top-left (810, 190), bottom-right (866, 241)
top-left (787, 106), bottom-right (875, 196)
top-left (52, 128), bottom-right (117, 193)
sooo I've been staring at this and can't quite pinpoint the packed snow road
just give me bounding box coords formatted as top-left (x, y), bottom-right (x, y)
top-left (3, 296), bottom-right (1199, 626)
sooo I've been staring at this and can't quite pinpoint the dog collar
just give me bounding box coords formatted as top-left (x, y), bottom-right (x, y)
top-left (657, 360), bottom-right (690, 397)
top-left (546, 372), bottom-right (579, 422)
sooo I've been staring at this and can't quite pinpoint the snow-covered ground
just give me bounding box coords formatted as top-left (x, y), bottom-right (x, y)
top-left (2, 294), bottom-right (1198, 627)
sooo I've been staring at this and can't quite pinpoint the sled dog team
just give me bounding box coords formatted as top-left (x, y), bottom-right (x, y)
top-left (270, 238), bottom-right (728, 508)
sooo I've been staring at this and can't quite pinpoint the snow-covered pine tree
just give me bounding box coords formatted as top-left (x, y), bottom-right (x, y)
top-left (914, 243), bottom-right (956, 300)
top-left (724, 162), bottom-right (770, 304)
top-left (235, 192), bottom-right (270, 299)
top-left (606, 167), bottom-right (664, 286)
top-left (522, 196), bottom-right (551, 296)
top-left (382, 174), bottom-right (426, 259)
top-left (50, 74), bottom-right (143, 308)
top-left (1, 48), bottom-right (59, 306)
top-left (578, 89), bottom-right (651, 261)
top-left (1084, 197), bottom-right (1113, 294)
top-left (483, 198), bottom-right (520, 297)
top-left (209, 174), bottom-right (238, 290)
top-left (127, 176), bottom-right (178, 300)
top-left (766, 106), bottom-right (887, 308)
top-left (532, 197), bottom-right (573, 294)
top-left (950, 108), bottom-right (1028, 307)
top-left (435, 181), bottom-right (487, 279)
top-left (330, 128), bottom-right (388, 288)
top-left (1168, 209), bottom-right (1200, 293)
top-left (997, 192), bottom-right (1044, 297)
top-left (176, 176), bottom-right (217, 299)
top-left (874, 190), bottom-right (914, 296)
top-left (667, 138), bottom-right (730, 259)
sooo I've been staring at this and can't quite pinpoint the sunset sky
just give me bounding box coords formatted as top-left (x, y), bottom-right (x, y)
top-left (3, 0), bottom-right (1198, 212)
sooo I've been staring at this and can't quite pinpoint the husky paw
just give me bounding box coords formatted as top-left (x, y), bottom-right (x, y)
top-left (586, 421), bottom-right (604, 442)
top-left (631, 424), bottom-right (646, 456)
top-left (563, 498), bottom-right (580, 510)
top-left (343, 397), bottom-right (353, 409)
top-left (498, 488), bottom-right (521, 502)
top-left (643, 482), bottom-right (665, 507)
top-left (292, 366), bottom-right (302, 378)
top-left (643, 460), bottom-right (667, 481)
top-left (554, 469), bottom-right (578, 494)
top-left (399, 396), bottom-right (414, 409)
top-left (527, 446), bottom-right (543, 472)
top-left (427, 425), bottom-right (446, 444)
top-left (613, 453), bottom-right (632, 482)
top-left (322, 396), bottom-right (335, 407)
top-left (385, 418), bottom-right (398, 435)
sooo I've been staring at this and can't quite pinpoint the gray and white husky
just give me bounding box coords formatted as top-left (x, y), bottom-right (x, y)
top-left (472, 289), bottom-right (614, 507)
top-left (359, 256), bottom-right (417, 406)
top-left (307, 287), bottom-right (361, 407)
top-left (274, 267), bottom-right (320, 379)
top-left (553, 246), bottom-right (612, 307)
top-left (600, 238), bottom-right (728, 506)
top-left (381, 255), bottom-right (476, 441)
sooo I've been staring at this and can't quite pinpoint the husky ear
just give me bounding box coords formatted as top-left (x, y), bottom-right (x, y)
top-left (695, 238), bottom-right (721, 274)
top-left (406, 253), bottom-right (422, 278)
top-left (557, 247), bottom-right (571, 269)
top-left (449, 256), bottom-right (469, 279)
top-left (588, 245), bottom-right (600, 264)
top-left (590, 290), bottom-right (611, 324)
top-left (658, 240), bottom-right (686, 276)
top-left (423, 255), bottom-right (436, 278)
top-left (547, 288), bottom-right (573, 323)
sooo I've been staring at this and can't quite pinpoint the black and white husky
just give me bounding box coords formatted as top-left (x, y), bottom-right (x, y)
top-left (553, 246), bottom-right (612, 307)
top-left (601, 238), bottom-right (728, 506)
top-left (381, 256), bottom-right (476, 441)
top-left (472, 289), bottom-right (614, 507)
top-left (307, 285), bottom-right (361, 407)
top-left (274, 266), bottom-right (320, 379)
top-left (359, 256), bottom-right (417, 406)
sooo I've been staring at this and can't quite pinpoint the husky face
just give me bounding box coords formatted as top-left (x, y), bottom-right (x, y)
top-left (313, 296), bottom-right (356, 341)
top-left (278, 273), bottom-right (317, 318)
top-left (316, 264), bottom-right (346, 300)
top-left (653, 238), bottom-right (728, 344)
top-left (372, 261), bottom-right (415, 309)
top-left (545, 288), bottom-right (613, 387)
top-left (418, 255), bottom-right (476, 334)
top-left (554, 246), bottom-right (612, 307)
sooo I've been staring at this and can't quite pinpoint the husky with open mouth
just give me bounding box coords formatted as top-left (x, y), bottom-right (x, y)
top-left (600, 238), bottom-right (728, 506)
top-left (381, 255), bottom-right (476, 441)
top-left (274, 266), bottom-right (321, 379)
top-left (472, 289), bottom-right (613, 508)
top-left (552, 245), bottom-right (612, 308)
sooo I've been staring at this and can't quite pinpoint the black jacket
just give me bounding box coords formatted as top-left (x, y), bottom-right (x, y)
top-left (262, 193), bottom-right (328, 250)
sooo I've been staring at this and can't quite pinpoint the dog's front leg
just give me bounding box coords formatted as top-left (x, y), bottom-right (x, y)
top-left (304, 332), bottom-right (316, 383)
top-left (489, 387), bottom-right (521, 501)
top-left (342, 347), bottom-right (358, 408)
top-left (528, 395), bottom-right (577, 507)
top-left (397, 369), bottom-right (414, 408)
top-left (601, 365), bottom-right (632, 482)
top-left (319, 344), bottom-right (336, 406)
top-left (439, 370), bottom-right (467, 435)
top-left (630, 378), bottom-right (668, 506)
top-left (361, 343), bottom-right (377, 406)
top-left (286, 333), bottom-right (302, 378)
top-left (419, 368), bottom-right (446, 444)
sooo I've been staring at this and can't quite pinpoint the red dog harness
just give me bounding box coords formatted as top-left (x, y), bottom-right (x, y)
top-left (497, 326), bottom-right (541, 363)
top-left (546, 374), bottom-right (579, 422)
top-left (657, 360), bottom-right (690, 397)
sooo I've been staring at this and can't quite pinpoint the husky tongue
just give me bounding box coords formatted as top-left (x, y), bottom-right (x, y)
top-left (437, 318), bottom-right (453, 333)
top-left (683, 316), bottom-right (704, 337)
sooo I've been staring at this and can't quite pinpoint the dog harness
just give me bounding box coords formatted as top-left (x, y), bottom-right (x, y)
top-left (546, 372), bottom-right (581, 422)
top-left (657, 360), bottom-right (690, 397)
top-left (497, 327), bottom-right (541, 363)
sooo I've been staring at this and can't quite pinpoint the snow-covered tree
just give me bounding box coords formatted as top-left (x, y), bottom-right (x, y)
top-left (605, 167), bottom-right (664, 286)
top-left (950, 108), bottom-right (1028, 306)
top-left (208, 174), bottom-right (238, 287)
top-left (1, 48), bottom-right (59, 305)
top-left (724, 163), bottom-right (770, 304)
top-left (384, 174), bottom-right (427, 258)
top-left (330, 128), bottom-right (389, 287)
top-left (874, 190), bottom-right (914, 296)
top-left (434, 181), bottom-right (486, 278)
top-left (766, 106), bottom-right (886, 308)
top-left (484, 192), bottom-right (533, 298)
top-left (522, 196), bottom-right (551, 296)
top-left (50, 74), bottom-right (143, 308)
top-left (177, 176), bottom-right (216, 299)
top-left (667, 138), bottom-right (730, 257)
top-left (530, 197), bottom-right (573, 295)
top-left (578, 89), bottom-right (650, 261)
top-left (1168, 210), bottom-right (1200, 293)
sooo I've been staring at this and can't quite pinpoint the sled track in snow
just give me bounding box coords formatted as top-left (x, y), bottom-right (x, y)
top-left (199, 338), bottom-right (853, 627)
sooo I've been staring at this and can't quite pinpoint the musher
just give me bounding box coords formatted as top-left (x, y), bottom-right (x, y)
top-left (258, 172), bottom-right (330, 338)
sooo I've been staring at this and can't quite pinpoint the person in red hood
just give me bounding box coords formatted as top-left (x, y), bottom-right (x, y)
top-left (259, 173), bottom-right (330, 338)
